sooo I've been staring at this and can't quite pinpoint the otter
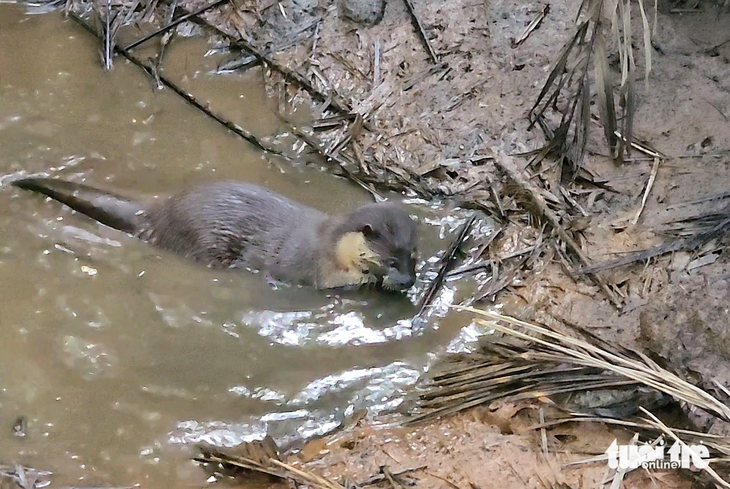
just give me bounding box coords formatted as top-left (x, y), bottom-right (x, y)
top-left (11, 178), bottom-right (418, 292)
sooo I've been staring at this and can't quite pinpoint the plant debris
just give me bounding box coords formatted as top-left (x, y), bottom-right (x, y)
top-left (194, 437), bottom-right (346, 488)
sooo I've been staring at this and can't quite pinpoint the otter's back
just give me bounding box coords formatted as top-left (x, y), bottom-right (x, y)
top-left (139, 182), bottom-right (326, 273)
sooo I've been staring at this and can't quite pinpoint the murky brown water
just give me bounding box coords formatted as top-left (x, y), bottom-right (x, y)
top-left (0, 5), bottom-right (493, 487)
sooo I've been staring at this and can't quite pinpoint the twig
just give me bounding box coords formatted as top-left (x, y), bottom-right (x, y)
top-left (608, 432), bottom-right (638, 489)
top-left (330, 115), bottom-right (363, 157)
top-left (577, 213), bottom-right (730, 275)
top-left (402, 61), bottom-right (449, 91)
top-left (532, 415), bottom-right (729, 442)
top-left (444, 77), bottom-right (490, 112)
top-left (705, 99), bottom-right (729, 121)
top-left (492, 150), bottom-right (621, 307)
top-left (447, 260), bottom-right (491, 277)
top-left (640, 408), bottom-right (730, 488)
top-left (194, 440), bottom-right (345, 489)
top-left (279, 114), bottom-right (383, 200)
top-left (500, 245), bottom-right (537, 261)
top-left (472, 249), bottom-right (530, 303)
top-left (310, 19), bottom-right (321, 59)
top-left (423, 471), bottom-right (462, 489)
top-left (539, 407), bottom-right (548, 460)
top-left (357, 466), bottom-right (426, 486)
top-left (591, 115), bottom-right (665, 159)
top-left (373, 39), bottom-right (381, 86)
top-left (558, 185), bottom-right (588, 216)
top-left (268, 459), bottom-right (345, 489)
top-left (383, 467), bottom-right (406, 489)
top-left (194, 453), bottom-right (285, 481)
top-left (328, 52), bottom-right (369, 80)
top-left (151, 0), bottom-right (179, 89)
top-left (216, 53), bottom-right (258, 73)
top-left (512, 4), bottom-right (550, 47)
top-left (0, 465), bottom-right (52, 489)
top-left (216, 19), bottom-right (316, 74)
top-left (416, 215), bottom-right (476, 316)
top-left (122, 0), bottom-right (229, 51)
top-left (68, 11), bottom-right (285, 158)
top-left (704, 37), bottom-right (730, 55)
top-left (311, 114), bottom-right (356, 131)
top-left (632, 156), bottom-right (661, 225)
top-left (664, 190), bottom-right (730, 209)
top-left (103, 0), bottom-right (112, 69)
top-left (402, 0), bottom-right (439, 63)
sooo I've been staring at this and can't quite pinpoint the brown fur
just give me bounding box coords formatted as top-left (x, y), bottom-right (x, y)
top-left (12, 178), bottom-right (418, 291)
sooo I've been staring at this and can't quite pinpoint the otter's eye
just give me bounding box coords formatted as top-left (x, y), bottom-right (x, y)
top-left (386, 258), bottom-right (398, 268)
top-left (362, 224), bottom-right (377, 238)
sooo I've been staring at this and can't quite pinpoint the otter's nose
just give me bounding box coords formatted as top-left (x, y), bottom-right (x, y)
top-left (401, 274), bottom-right (416, 289)
top-left (386, 268), bottom-right (415, 290)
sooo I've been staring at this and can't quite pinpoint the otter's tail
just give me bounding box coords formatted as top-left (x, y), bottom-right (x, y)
top-left (12, 177), bottom-right (145, 234)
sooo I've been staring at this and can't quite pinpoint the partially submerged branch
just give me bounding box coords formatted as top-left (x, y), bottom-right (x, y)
top-left (122, 0), bottom-right (228, 51)
top-left (416, 215), bottom-right (477, 317)
top-left (68, 11), bottom-right (286, 158)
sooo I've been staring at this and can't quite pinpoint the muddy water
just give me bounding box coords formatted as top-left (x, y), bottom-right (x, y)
top-left (0, 5), bottom-right (492, 488)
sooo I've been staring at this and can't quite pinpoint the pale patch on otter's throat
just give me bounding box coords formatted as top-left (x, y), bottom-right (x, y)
top-left (316, 231), bottom-right (380, 289)
top-left (335, 231), bottom-right (380, 270)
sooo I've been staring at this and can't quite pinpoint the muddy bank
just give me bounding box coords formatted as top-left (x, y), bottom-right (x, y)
top-left (289, 410), bottom-right (691, 489)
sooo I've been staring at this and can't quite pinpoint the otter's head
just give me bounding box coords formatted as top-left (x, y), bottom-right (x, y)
top-left (333, 202), bottom-right (418, 292)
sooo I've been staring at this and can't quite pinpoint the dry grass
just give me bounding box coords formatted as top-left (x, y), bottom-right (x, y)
top-left (410, 307), bottom-right (730, 422)
top-left (529, 0), bottom-right (656, 177)
top-left (194, 438), bottom-right (347, 489)
top-left (407, 306), bottom-right (730, 486)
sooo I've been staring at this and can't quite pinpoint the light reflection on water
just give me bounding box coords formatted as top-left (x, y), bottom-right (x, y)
top-left (246, 308), bottom-right (417, 348)
top-left (162, 204), bottom-right (496, 453)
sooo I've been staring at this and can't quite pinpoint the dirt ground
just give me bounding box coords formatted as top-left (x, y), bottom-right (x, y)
top-left (291, 409), bottom-right (692, 489)
top-left (36, 0), bottom-right (730, 485)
